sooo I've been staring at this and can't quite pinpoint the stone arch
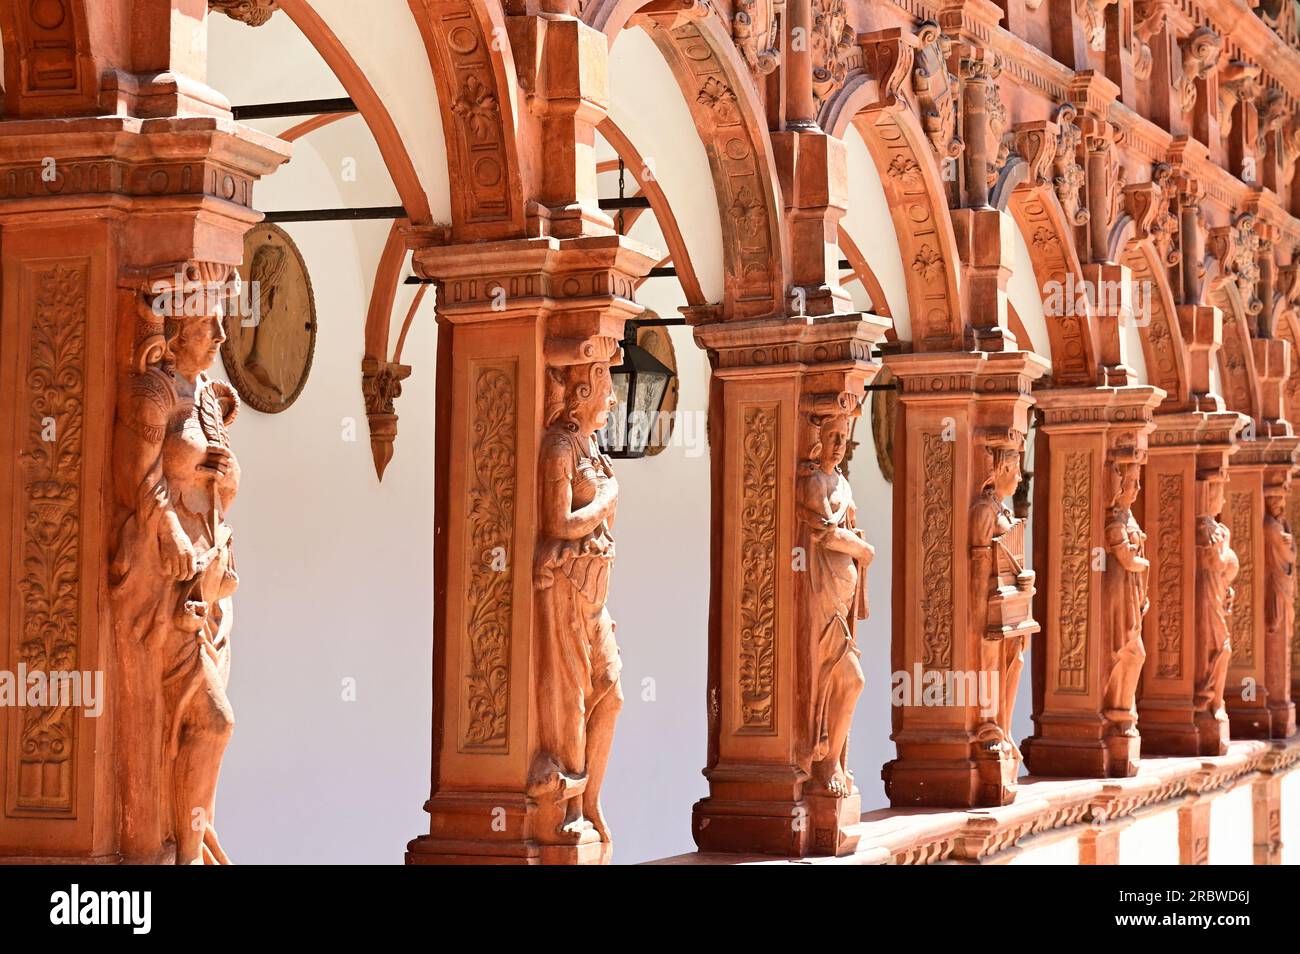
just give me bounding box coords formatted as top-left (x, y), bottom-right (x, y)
top-left (606, 2), bottom-right (786, 319)
top-left (1003, 184), bottom-right (1099, 385)
top-left (823, 28), bottom-right (965, 352)
top-left (276, 0), bottom-right (436, 225)
top-left (1122, 239), bottom-right (1190, 409)
top-left (402, 0), bottom-right (526, 238)
top-left (1209, 279), bottom-right (1263, 421)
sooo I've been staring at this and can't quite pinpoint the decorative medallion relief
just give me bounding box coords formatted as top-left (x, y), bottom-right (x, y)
top-left (738, 405), bottom-right (778, 732)
top-left (220, 224), bottom-right (316, 414)
top-left (12, 262), bottom-right (87, 815)
top-left (460, 364), bottom-right (517, 750)
top-left (1057, 451), bottom-right (1092, 693)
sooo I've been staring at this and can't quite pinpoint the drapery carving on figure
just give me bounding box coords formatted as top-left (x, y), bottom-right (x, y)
top-left (969, 438), bottom-right (1034, 765)
top-left (1194, 475), bottom-right (1237, 729)
top-left (110, 262), bottom-right (241, 865)
top-left (529, 335), bottom-right (625, 850)
top-left (1264, 489), bottom-right (1295, 693)
top-left (1101, 460), bottom-right (1150, 735)
top-left (796, 393), bottom-right (872, 798)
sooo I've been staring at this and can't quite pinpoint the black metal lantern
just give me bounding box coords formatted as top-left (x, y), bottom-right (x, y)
top-left (597, 320), bottom-right (674, 459)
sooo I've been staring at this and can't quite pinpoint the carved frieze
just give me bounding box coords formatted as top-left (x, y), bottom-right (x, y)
top-left (920, 432), bottom-right (955, 670)
top-left (1156, 472), bottom-right (1185, 678)
top-left (1057, 451), bottom-right (1093, 693)
top-left (461, 365), bottom-right (516, 749)
top-left (1228, 491), bottom-right (1255, 667)
top-left (12, 262), bottom-right (87, 814)
top-left (738, 405), bottom-right (778, 731)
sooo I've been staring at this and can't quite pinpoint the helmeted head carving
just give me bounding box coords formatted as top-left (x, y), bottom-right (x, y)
top-left (543, 335), bottom-right (621, 436)
top-left (804, 391), bottom-right (862, 473)
top-left (980, 442), bottom-right (1023, 500)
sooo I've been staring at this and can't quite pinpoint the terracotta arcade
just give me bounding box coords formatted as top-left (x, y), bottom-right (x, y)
top-left (0, 0), bottom-right (1299, 865)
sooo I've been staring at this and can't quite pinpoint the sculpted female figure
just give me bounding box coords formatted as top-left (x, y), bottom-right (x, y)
top-left (969, 443), bottom-right (1030, 761)
top-left (1194, 476), bottom-right (1237, 734)
top-left (796, 403), bottom-right (872, 797)
top-left (112, 266), bottom-right (240, 864)
top-left (1264, 490), bottom-right (1294, 702)
top-left (529, 336), bottom-right (624, 854)
top-left (1101, 460), bottom-right (1150, 734)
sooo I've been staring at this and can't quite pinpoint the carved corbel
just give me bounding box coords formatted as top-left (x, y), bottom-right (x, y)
top-left (1217, 62), bottom-right (1262, 139)
top-left (732, 0), bottom-right (781, 75)
top-left (1079, 113), bottom-right (1121, 262)
top-left (1077, 0), bottom-right (1119, 52)
top-left (859, 29), bottom-right (915, 114)
top-left (910, 22), bottom-right (963, 163)
top-left (1011, 120), bottom-right (1058, 189)
top-left (1131, 0), bottom-right (1174, 81)
top-left (1052, 103), bottom-right (1090, 228)
top-left (1256, 88), bottom-right (1288, 158)
top-left (811, 0), bottom-right (858, 108)
top-left (208, 0), bottom-right (279, 25)
top-left (362, 357), bottom-right (413, 481)
top-left (1208, 213), bottom-right (1263, 315)
top-left (1175, 27), bottom-right (1223, 115)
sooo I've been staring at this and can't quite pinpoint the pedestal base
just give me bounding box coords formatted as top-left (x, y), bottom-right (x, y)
top-left (881, 758), bottom-right (1016, 808)
top-left (1195, 710), bottom-right (1230, 756)
top-left (805, 791), bottom-right (862, 857)
top-left (1021, 731), bottom-right (1140, 778)
top-left (692, 798), bottom-right (807, 857)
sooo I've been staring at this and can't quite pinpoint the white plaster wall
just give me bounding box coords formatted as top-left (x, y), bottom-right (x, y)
top-left (1208, 783), bottom-right (1255, 865)
top-left (1119, 806), bottom-right (1181, 864)
top-left (842, 125), bottom-right (911, 336)
top-left (607, 28), bottom-right (724, 304)
top-left (1283, 771), bottom-right (1300, 866)
top-left (204, 17), bottom-right (440, 856)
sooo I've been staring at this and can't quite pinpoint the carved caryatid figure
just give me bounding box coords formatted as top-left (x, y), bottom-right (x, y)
top-left (1101, 460), bottom-right (1150, 734)
top-left (529, 335), bottom-right (624, 855)
top-left (1194, 476), bottom-right (1237, 732)
top-left (1264, 490), bottom-right (1295, 690)
top-left (111, 264), bottom-right (241, 864)
top-left (796, 396), bottom-right (872, 798)
top-left (970, 441), bottom-right (1033, 765)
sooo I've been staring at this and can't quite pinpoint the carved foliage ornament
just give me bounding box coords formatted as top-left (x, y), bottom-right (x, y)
top-left (14, 262), bottom-right (87, 813)
top-left (739, 406), bottom-right (779, 731)
top-left (1057, 451), bottom-right (1092, 692)
top-left (461, 366), bottom-right (516, 749)
top-left (1156, 472), bottom-right (1184, 677)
